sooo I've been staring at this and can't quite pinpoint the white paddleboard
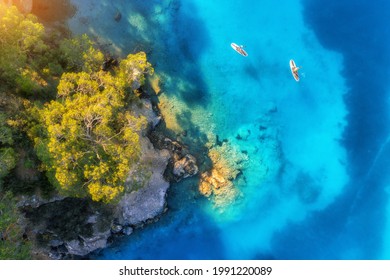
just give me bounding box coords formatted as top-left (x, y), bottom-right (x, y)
top-left (231, 43), bottom-right (248, 57)
top-left (290, 59), bottom-right (299, 81)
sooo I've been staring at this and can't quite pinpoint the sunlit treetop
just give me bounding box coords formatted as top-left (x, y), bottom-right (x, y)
top-left (0, 4), bottom-right (47, 89)
top-left (31, 53), bottom-right (153, 203)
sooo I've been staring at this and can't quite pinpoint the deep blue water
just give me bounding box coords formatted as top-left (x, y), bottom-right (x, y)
top-left (69, 0), bottom-right (390, 259)
top-left (270, 0), bottom-right (390, 259)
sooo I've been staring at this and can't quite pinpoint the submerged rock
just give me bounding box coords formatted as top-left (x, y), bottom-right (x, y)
top-left (114, 11), bottom-right (122, 22)
top-left (148, 74), bottom-right (162, 95)
top-left (199, 136), bottom-right (248, 209)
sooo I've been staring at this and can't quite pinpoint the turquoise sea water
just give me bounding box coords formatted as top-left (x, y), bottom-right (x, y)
top-left (68, 0), bottom-right (390, 259)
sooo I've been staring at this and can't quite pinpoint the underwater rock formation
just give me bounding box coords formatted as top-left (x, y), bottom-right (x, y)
top-left (199, 136), bottom-right (248, 209)
top-left (148, 74), bottom-right (162, 95)
top-left (114, 10), bottom-right (121, 22)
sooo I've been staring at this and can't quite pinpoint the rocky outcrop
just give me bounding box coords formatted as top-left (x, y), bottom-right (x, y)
top-left (25, 167), bottom-right (173, 259)
top-left (173, 154), bottom-right (198, 180)
top-left (23, 197), bottom-right (114, 259)
top-left (65, 235), bottom-right (109, 257)
top-left (164, 138), bottom-right (199, 181)
top-left (147, 132), bottom-right (199, 182)
top-left (115, 99), bottom-right (197, 226)
top-left (116, 143), bottom-right (170, 226)
top-left (21, 97), bottom-right (175, 259)
top-left (14, 98), bottom-right (199, 259)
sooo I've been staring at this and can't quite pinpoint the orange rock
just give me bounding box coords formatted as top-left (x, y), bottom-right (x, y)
top-left (197, 139), bottom-right (249, 209)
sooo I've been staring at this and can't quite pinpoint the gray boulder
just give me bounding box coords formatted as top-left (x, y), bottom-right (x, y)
top-left (65, 231), bottom-right (110, 256)
top-left (117, 145), bottom-right (170, 226)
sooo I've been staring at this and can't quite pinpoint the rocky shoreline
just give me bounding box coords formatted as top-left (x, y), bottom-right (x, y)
top-left (0, 0), bottom-right (201, 259)
top-left (0, 0), bottom-right (204, 259)
top-left (18, 96), bottom-right (199, 259)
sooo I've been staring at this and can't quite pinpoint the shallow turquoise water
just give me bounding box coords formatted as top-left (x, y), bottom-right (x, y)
top-left (69, 0), bottom-right (390, 259)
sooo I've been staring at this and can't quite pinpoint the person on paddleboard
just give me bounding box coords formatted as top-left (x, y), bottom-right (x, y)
top-left (289, 59), bottom-right (301, 81)
top-left (237, 45), bottom-right (246, 56)
top-left (292, 65), bottom-right (300, 76)
top-left (231, 43), bottom-right (248, 57)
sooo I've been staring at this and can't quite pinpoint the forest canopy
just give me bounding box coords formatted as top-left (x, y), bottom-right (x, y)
top-left (31, 64), bottom-right (150, 203)
top-left (0, 2), bottom-right (154, 203)
top-left (0, 3), bottom-right (155, 259)
top-left (0, 4), bottom-right (47, 93)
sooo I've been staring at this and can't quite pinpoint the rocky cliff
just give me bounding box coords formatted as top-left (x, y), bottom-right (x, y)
top-left (21, 97), bottom-right (198, 259)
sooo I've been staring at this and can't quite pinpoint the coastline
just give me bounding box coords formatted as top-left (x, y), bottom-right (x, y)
top-left (0, 0), bottom-right (201, 259)
top-left (24, 96), bottom-right (191, 259)
top-left (2, 0), bottom-right (353, 260)
top-left (7, 0), bottom-right (283, 259)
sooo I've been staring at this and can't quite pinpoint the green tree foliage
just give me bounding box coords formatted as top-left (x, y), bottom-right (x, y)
top-left (0, 4), bottom-right (48, 93)
top-left (1, 4), bottom-right (155, 204)
top-left (0, 3), bottom-right (154, 259)
top-left (31, 55), bottom-right (152, 202)
top-left (0, 147), bottom-right (16, 182)
top-left (0, 4), bottom-right (105, 96)
top-left (59, 34), bottom-right (105, 73)
top-left (0, 113), bottom-right (16, 187)
top-left (118, 52), bottom-right (154, 94)
top-left (0, 191), bottom-right (31, 259)
top-left (0, 109), bottom-right (29, 259)
top-left (0, 112), bottom-right (14, 145)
